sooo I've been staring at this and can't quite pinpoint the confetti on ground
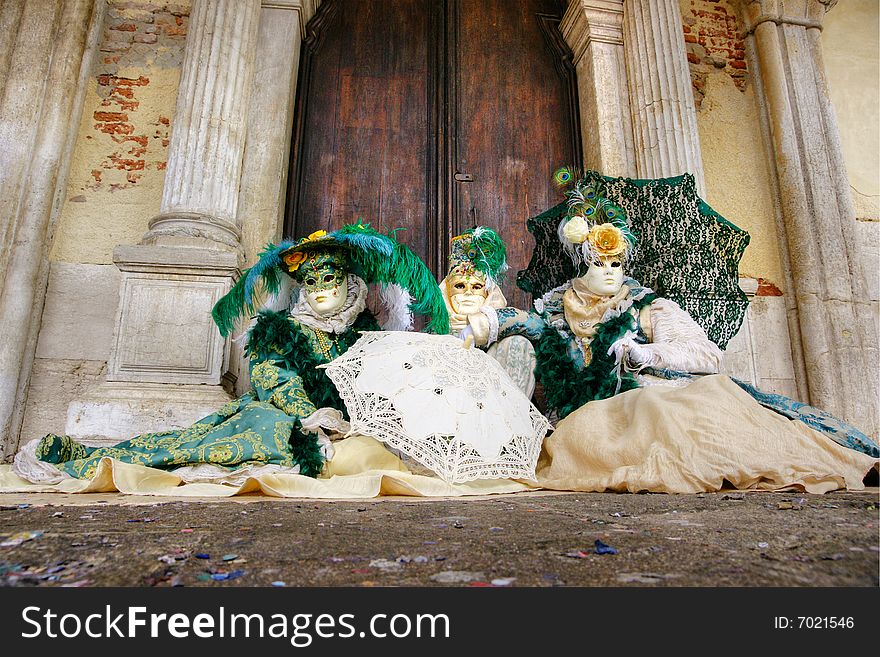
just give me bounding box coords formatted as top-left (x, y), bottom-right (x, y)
top-left (1, 531), bottom-right (44, 547)
top-left (210, 569), bottom-right (245, 581)
top-left (430, 571), bottom-right (485, 584)
top-left (271, 581), bottom-right (286, 587)
top-left (222, 554), bottom-right (238, 561)
top-left (594, 539), bottom-right (619, 555)
top-left (195, 553), bottom-right (210, 559)
top-left (490, 578), bottom-right (516, 587)
top-left (564, 550), bottom-right (591, 559)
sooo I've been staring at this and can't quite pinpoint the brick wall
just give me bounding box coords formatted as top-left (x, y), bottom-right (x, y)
top-left (87, 1), bottom-right (189, 192)
top-left (680, 0), bottom-right (747, 108)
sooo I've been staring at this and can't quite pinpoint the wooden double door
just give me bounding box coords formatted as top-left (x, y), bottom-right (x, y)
top-left (285, 0), bottom-right (581, 308)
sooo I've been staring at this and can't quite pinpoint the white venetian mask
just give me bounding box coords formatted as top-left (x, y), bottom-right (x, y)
top-left (584, 256), bottom-right (624, 296)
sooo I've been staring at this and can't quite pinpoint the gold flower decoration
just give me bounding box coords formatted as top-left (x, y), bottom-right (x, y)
top-left (283, 251), bottom-right (306, 271)
top-left (588, 223), bottom-right (627, 257)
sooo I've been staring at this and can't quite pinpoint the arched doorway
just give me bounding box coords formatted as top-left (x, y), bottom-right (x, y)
top-left (285, 0), bottom-right (581, 308)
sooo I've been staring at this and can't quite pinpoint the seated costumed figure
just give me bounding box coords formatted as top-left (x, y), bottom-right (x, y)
top-left (439, 227), bottom-right (536, 398)
top-left (13, 222), bottom-right (448, 485)
top-left (489, 175), bottom-right (878, 494)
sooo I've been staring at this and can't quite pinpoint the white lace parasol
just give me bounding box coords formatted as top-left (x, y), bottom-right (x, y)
top-left (320, 331), bottom-right (550, 483)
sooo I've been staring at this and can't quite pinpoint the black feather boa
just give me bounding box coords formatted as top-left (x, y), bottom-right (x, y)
top-left (245, 309), bottom-right (380, 476)
top-left (535, 292), bottom-right (656, 420)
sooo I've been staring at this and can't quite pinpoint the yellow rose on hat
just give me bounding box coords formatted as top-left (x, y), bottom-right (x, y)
top-left (588, 223), bottom-right (627, 257)
top-left (283, 251), bottom-right (307, 271)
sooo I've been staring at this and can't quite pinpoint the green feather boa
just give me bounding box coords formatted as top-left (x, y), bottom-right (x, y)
top-left (535, 291), bottom-right (656, 419)
top-left (246, 309), bottom-right (380, 476)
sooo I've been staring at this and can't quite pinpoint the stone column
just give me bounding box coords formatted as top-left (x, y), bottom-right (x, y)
top-left (622, 0), bottom-right (706, 195)
top-left (239, 0), bottom-right (319, 260)
top-left (560, 0), bottom-right (636, 177)
top-left (0, 0), bottom-right (104, 460)
top-left (737, 0), bottom-right (878, 436)
top-left (68, 0), bottom-right (264, 443)
top-left (140, 0), bottom-right (261, 251)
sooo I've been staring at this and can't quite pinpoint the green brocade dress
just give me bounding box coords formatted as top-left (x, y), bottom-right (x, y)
top-left (36, 309), bottom-right (380, 480)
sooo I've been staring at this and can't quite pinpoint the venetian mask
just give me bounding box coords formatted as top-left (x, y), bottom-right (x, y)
top-left (301, 260), bottom-right (348, 316)
top-left (584, 255), bottom-right (624, 296)
top-left (446, 271), bottom-right (488, 314)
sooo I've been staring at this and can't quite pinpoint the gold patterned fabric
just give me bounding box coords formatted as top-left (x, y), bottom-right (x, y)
top-left (38, 394), bottom-right (303, 480)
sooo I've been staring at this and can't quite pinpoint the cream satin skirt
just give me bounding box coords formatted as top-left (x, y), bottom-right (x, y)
top-left (535, 375), bottom-right (878, 494)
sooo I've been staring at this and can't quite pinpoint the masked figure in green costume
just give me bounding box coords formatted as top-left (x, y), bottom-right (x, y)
top-left (14, 223), bottom-right (448, 484)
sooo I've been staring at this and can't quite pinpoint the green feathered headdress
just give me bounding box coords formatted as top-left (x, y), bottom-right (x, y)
top-left (552, 166), bottom-right (637, 266)
top-left (212, 221), bottom-right (450, 337)
top-left (448, 226), bottom-right (508, 287)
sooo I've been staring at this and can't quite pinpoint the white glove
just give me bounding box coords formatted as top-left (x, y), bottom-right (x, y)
top-left (608, 333), bottom-right (656, 367)
top-left (301, 407), bottom-right (351, 437)
top-left (316, 430), bottom-right (335, 462)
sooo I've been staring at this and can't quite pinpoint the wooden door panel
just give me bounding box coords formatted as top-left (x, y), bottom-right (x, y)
top-left (452, 0), bottom-right (578, 309)
top-left (288, 0), bottom-right (436, 267)
top-left (287, 0), bottom-right (579, 309)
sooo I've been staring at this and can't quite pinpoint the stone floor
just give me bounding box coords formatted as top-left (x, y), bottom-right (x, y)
top-left (0, 488), bottom-right (877, 587)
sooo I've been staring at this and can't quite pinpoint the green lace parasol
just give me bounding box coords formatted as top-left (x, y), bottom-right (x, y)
top-left (516, 171), bottom-right (750, 349)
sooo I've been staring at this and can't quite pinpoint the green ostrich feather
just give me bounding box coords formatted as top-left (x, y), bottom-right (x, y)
top-left (466, 227), bottom-right (508, 284)
top-left (348, 236), bottom-right (450, 335)
top-left (211, 269), bottom-right (253, 338)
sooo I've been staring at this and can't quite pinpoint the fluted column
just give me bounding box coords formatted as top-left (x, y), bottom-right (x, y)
top-left (0, 0), bottom-right (104, 460)
top-left (140, 0), bottom-right (261, 252)
top-left (66, 0), bottom-right (264, 444)
top-left (561, 0), bottom-right (635, 177)
top-left (623, 0), bottom-right (706, 195)
top-left (737, 0), bottom-right (877, 436)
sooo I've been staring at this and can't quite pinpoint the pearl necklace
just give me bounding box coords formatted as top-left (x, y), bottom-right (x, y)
top-left (313, 329), bottom-right (339, 361)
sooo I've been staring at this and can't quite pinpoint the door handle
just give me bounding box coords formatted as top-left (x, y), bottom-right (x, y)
top-left (453, 172), bottom-right (474, 182)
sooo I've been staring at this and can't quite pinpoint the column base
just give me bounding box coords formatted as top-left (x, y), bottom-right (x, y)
top-left (64, 382), bottom-right (235, 446)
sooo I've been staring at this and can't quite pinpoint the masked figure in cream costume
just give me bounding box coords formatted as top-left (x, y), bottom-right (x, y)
top-left (439, 227), bottom-right (536, 398)
top-left (474, 177), bottom-right (878, 494)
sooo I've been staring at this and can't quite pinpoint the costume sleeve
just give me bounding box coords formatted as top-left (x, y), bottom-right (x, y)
top-left (495, 308), bottom-right (547, 345)
top-left (248, 353), bottom-right (318, 419)
top-left (631, 298), bottom-right (723, 373)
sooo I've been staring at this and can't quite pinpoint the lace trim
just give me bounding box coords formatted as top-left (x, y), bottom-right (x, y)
top-left (12, 438), bottom-right (71, 485)
top-left (170, 462), bottom-right (301, 485)
top-left (322, 331), bottom-right (550, 484)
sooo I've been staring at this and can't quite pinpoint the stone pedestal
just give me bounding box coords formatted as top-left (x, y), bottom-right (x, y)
top-left (64, 383), bottom-right (235, 445)
top-left (107, 246), bottom-right (237, 388)
top-left (738, 0), bottom-right (878, 435)
top-left (623, 0), bottom-right (706, 195)
top-left (64, 245), bottom-right (240, 441)
top-left (561, 0), bottom-right (635, 176)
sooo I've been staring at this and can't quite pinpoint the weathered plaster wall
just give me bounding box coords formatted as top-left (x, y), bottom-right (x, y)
top-left (680, 0), bottom-right (795, 394)
top-left (680, 0), bottom-right (784, 290)
top-left (822, 0), bottom-right (879, 305)
top-left (50, 0), bottom-right (190, 265)
top-left (822, 0), bottom-right (879, 223)
top-left (23, 1), bottom-right (189, 438)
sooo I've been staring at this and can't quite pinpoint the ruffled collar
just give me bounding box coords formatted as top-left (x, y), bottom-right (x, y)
top-left (290, 275), bottom-right (368, 334)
